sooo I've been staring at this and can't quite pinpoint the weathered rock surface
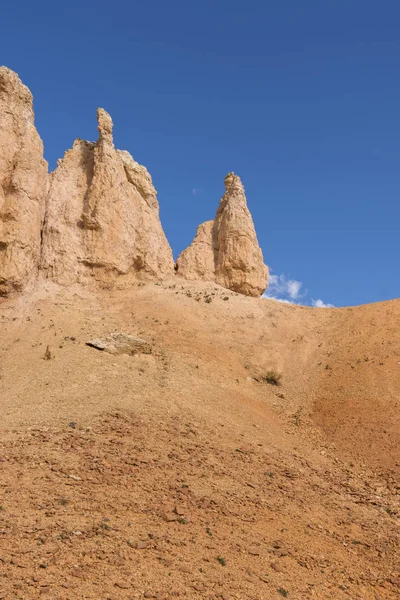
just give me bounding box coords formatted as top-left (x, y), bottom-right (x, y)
top-left (175, 220), bottom-right (215, 282)
top-left (1, 67), bottom-right (268, 299)
top-left (0, 67), bottom-right (48, 296)
top-left (41, 108), bottom-right (174, 287)
top-left (176, 173), bottom-right (268, 297)
top-left (86, 332), bottom-right (152, 355)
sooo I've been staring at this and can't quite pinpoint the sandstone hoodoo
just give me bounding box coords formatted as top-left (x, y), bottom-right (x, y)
top-left (41, 108), bottom-right (174, 287)
top-left (0, 67), bottom-right (269, 298)
top-left (0, 67), bottom-right (48, 296)
top-left (176, 172), bottom-right (268, 297)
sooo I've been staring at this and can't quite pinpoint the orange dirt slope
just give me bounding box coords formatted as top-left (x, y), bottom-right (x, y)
top-left (0, 280), bottom-right (399, 599)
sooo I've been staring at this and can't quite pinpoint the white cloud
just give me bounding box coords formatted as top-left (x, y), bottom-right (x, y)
top-left (262, 271), bottom-right (334, 308)
top-left (192, 188), bottom-right (201, 196)
top-left (264, 274), bottom-right (303, 303)
top-left (311, 299), bottom-right (335, 308)
top-left (287, 279), bottom-right (302, 300)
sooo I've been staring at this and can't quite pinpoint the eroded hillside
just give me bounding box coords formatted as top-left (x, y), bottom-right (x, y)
top-left (0, 281), bottom-right (399, 599)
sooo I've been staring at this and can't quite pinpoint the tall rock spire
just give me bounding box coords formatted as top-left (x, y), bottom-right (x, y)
top-left (0, 66), bottom-right (48, 296)
top-left (176, 172), bottom-right (268, 297)
top-left (41, 107), bottom-right (175, 286)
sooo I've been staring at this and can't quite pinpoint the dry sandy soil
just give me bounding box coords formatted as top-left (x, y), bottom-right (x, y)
top-left (0, 280), bottom-right (399, 599)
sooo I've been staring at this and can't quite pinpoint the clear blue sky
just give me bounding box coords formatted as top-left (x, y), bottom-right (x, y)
top-left (2, 1), bottom-right (399, 306)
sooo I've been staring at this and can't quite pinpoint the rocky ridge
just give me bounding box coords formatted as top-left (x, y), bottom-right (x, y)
top-left (0, 67), bottom-right (268, 297)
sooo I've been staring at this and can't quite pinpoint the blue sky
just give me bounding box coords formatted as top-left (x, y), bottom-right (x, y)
top-left (1, 1), bottom-right (399, 306)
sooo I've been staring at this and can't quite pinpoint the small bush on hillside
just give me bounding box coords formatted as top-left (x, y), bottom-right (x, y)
top-left (262, 370), bottom-right (282, 386)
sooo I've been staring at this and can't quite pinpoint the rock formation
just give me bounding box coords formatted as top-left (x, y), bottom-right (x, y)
top-left (0, 67), bottom-right (268, 299)
top-left (176, 173), bottom-right (268, 297)
top-left (0, 67), bottom-right (48, 296)
top-left (175, 220), bottom-right (216, 282)
top-left (40, 108), bottom-right (174, 287)
top-left (86, 332), bottom-right (152, 356)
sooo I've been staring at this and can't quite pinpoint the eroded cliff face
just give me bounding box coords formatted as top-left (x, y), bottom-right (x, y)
top-left (176, 173), bottom-right (268, 297)
top-left (0, 67), bottom-right (48, 296)
top-left (40, 108), bottom-right (174, 287)
top-left (0, 68), bottom-right (268, 298)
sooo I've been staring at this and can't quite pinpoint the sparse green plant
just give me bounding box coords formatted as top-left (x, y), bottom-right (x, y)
top-left (216, 556), bottom-right (226, 566)
top-left (278, 588), bottom-right (288, 598)
top-left (178, 518), bottom-right (187, 524)
top-left (262, 371), bottom-right (282, 386)
top-left (206, 527), bottom-right (213, 536)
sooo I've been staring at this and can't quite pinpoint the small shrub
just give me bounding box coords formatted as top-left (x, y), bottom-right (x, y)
top-left (43, 345), bottom-right (53, 360)
top-left (262, 371), bottom-right (282, 386)
top-left (216, 556), bottom-right (226, 566)
top-left (278, 588), bottom-right (288, 598)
